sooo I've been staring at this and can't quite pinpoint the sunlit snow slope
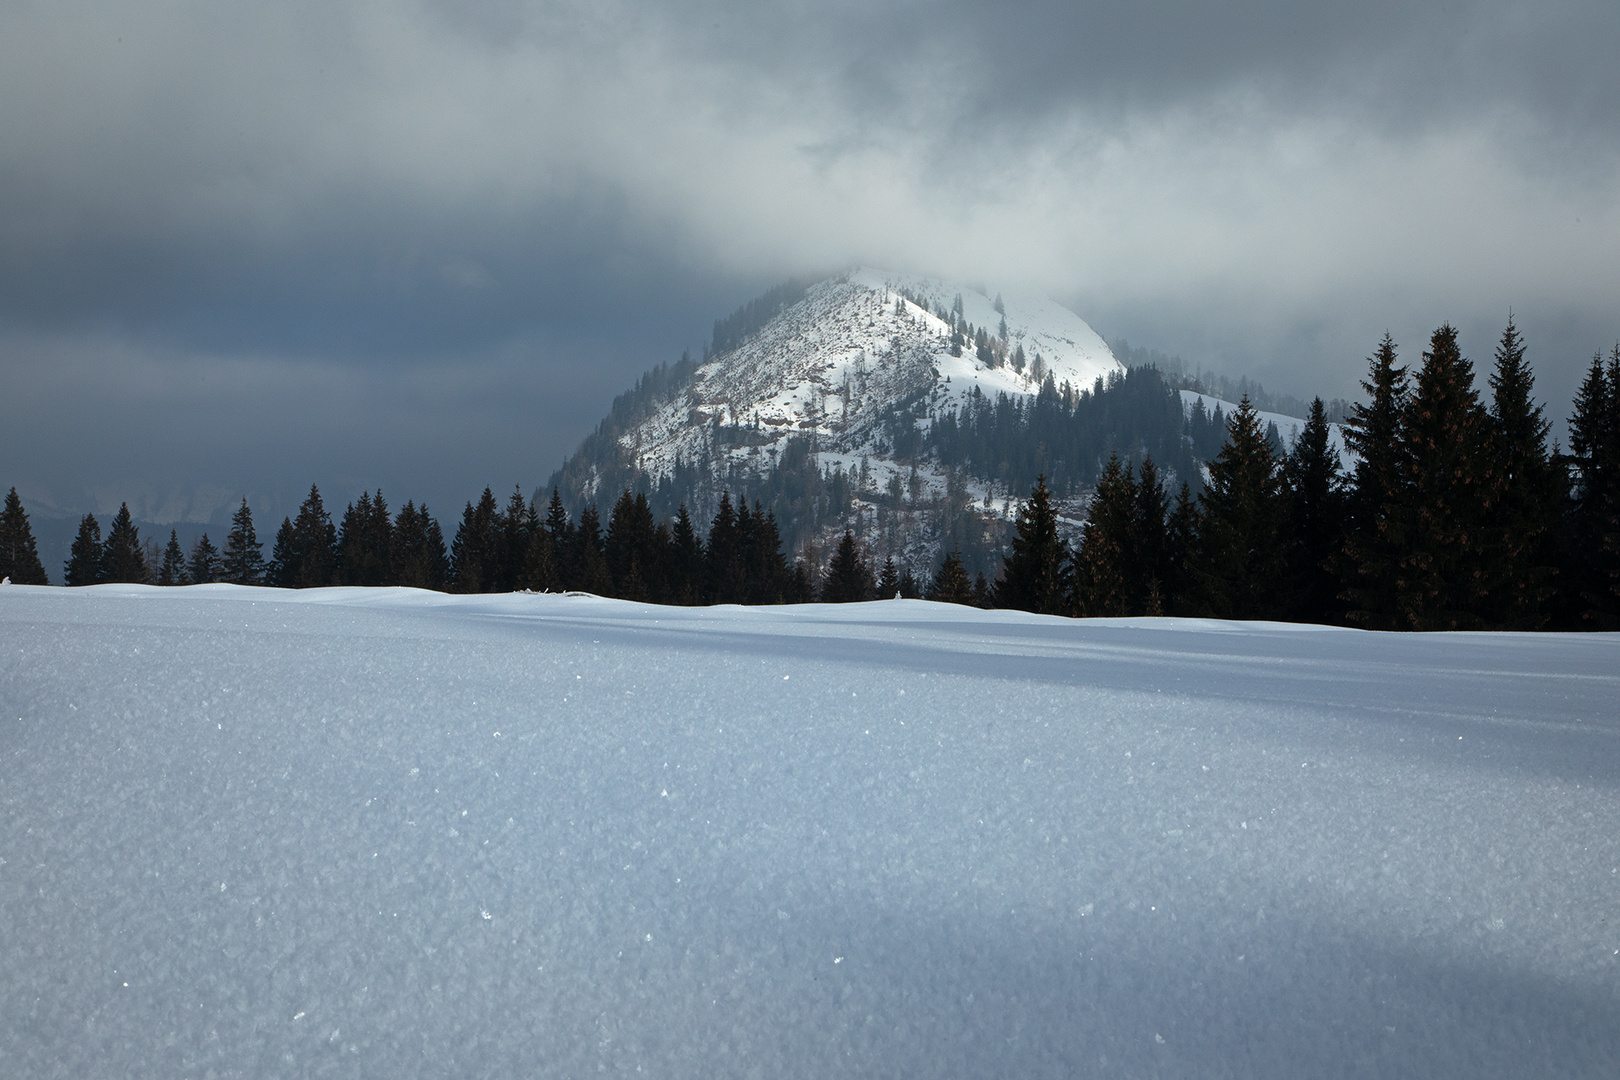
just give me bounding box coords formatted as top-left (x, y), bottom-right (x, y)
top-left (3, 585), bottom-right (1618, 1079)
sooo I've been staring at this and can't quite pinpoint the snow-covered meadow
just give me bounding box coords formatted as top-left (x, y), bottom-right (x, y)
top-left (3, 585), bottom-right (1618, 1078)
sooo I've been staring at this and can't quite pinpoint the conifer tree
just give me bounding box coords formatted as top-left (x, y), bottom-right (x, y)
top-left (1165, 482), bottom-right (1199, 614)
top-left (744, 504), bottom-right (788, 604)
top-left (1070, 452), bottom-right (1135, 617)
top-left (287, 485), bottom-right (337, 588)
top-left (1131, 457), bottom-right (1173, 613)
top-left (822, 530), bottom-right (871, 602)
top-left (222, 498), bottom-right (266, 585)
top-left (1482, 318), bottom-right (1559, 628)
top-left (927, 549), bottom-right (973, 604)
top-left (972, 571), bottom-right (994, 608)
top-left (64, 513), bottom-right (104, 586)
top-left (898, 567), bottom-right (920, 599)
top-left (703, 493), bottom-right (742, 603)
top-left (997, 475), bottom-right (1068, 614)
top-left (606, 489), bottom-right (659, 601)
top-left (1389, 325), bottom-right (1494, 630)
top-left (0, 488), bottom-right (48, 584)
top-left (518, 504), bottom-right (557, 592)
top-left (571, 504), bottom-right (610, 594)
top-left (450, 489), bottom-right (500, 593)
top-left (665, 504), bottom-right (703, 605)
top-left (266, 518), bottom-right (295, 586)
top-left (1193, 398), bottom-right (1287, 619)
top-left (337, 490), bottom-right (393, 587)
top-left (391, 501), bottom-right (449, 590)
top-left (877, 556), bottom-right (901, 598)
top-left (1342, 335), bottom-right (1411, 628)
top-left (102, 503), bottom-right (150, 584)
top-left (1562, 347), bottom-right (1620, 625)
top-left (188, 533), bottom-right (222, 584)
top-left (158, 530), bottom-right (189, 586)
top-left (1283, 398), bottom-right (1347, 624)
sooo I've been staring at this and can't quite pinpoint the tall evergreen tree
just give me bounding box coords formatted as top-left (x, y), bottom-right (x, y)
top-left (0, 488), bottom-right (48, 584)
top-left (157, 530), bottom-right (189, 586)
top-left (222, 498), bottom-right (266, 585)
top-left (1482, 317), bottom-right (1559, 628)
top-left (518, 500), bottom-right (557, 592)
top-left (605, 489), bottom-right (659, 601)
top-left (1131, 457), bottom-right (1173, 614)
top-left (544, 489), bottom-right (574, 590)
top-left (744, 504), bottom-right (788, 604)
top-left (337, 490), bottom-right (393, 587)
top-left (188, 533), bottom-right (222, 584)
top-left (1193, 398), bottom-right (1287, 619)
top-left (876, 556), bottom-right (901, 598)
top-left (391, 501), bottom-right (450, 590)
top-left (927, 549), bottom-right (974, 604)
top-left (288, 485), bottom-right (337, 588)
top-left (450, 488), bottom-right (500, 593)
top-left (1564, 345), bottom-right (1620, 626)
top-left (266, 518), bottom-right (296, 587)
top-left (1389, 324), bottom-right (1494, 630)
top-left (102, 503), bottom-right (150, 584)
top-left (1070, 452), bottom-right (1135, 617)
top-left (821, 530), bottom-right (871, 602)
top-left (664, 504), bottom-right (703, 605)
top-left (64, 513), bottom-right (104, 586)
top-left (703, 493), bottom-right (743, 604)
top-left (1342, 335), bottom-right (1411, 628)
top-left (997, 475), bottom-right (1068, 614)
top-left (571, 504), bottom-right (610, 594)
top-left (1283, 398), bottom-right (1347, 624)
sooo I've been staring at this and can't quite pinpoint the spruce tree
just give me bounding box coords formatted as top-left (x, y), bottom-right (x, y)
top-left (571, 504), bottom-right (610, 595)
top-left (928, 548), bottom-right (973, 604)
top-left (450, 490), bottom-right (500, 593)
top-left (544, 489), bottom-right (574, 590)
top-left (392, 501), bottom-right (449, 590)
top-left (822, 530), bottom-right (871, 602)
top-left (1565, 345), bottom-right (1620, 626)
top-left (337, 490), bottom-right (393, 587)
top-left (1164, 482), bottom-right (1199, 615)
top-left (665, 505), bottom-right (703, 605)
top-left (287, 485), bottom-right (337, 588)
top-left (877, 557), bottom-right (901, 598)
top-left (158, 530), bottom-right (189, 586)
top-left (1193, 397), bottom-right (1287, 619)
top-left (222, 499), bottom-right (266, 585)
top-left (1482, 318), bottom-right (1559, 628)
top-left (64, 513), bottom-right (104, 586)
top-left (997, 475), bottom-right (1068, 614)
top-left (266, 518), bottom-right (295, 586)
top-left (1131, 457), bottom-right (1172, 613)
top-left (1069, 452), bottom-right (1135, 617)
top-left (0, 488), bottom-right (48, 584)
top-left (703, 493), bottom-right (742, 604)
top-left (1342, 335), bottom-right (1411, 628)
top-left (102, 503), bottom-right (150, 584)
top-left (519, 505), bottom-right (557, 592)
top-left (188, 533), bottom-right (222, 584)
top-left (744, 504), bottom-right (788, 604)
top-left (1390, 325), bottom-right (1494, 630)
top-left (606, 489), bottom-right (658, 601)
top-left (1283, 398), bottom-right (1347, 624)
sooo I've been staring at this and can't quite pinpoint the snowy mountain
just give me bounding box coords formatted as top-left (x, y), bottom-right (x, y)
top-left (5, 583), bottom-right (1618, 1078)
top-left (547, 269), bottom-right (1127, 571)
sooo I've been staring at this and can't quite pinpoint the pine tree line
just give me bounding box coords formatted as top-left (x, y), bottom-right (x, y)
top-left (994, 321), bottom-right (1620, 630)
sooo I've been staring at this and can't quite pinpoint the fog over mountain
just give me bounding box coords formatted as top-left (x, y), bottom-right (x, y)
top-left (3, 2), bottom-right (1617, 522)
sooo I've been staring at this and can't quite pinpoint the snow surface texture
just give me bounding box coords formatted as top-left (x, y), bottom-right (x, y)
top-left (3, 585), bottom-right (1619, 1079)
top-left (620, 268), bottom-right (1120, 502)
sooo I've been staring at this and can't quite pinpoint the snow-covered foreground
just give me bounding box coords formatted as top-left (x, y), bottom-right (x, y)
top-left (3, 586), bottom-right (1618, 1079)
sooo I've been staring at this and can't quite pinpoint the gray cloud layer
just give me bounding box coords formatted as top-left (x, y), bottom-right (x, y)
top-left (3, 1), bottom-right (1617, 521)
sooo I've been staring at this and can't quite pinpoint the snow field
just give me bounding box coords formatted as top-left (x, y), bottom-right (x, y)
top-left (2, 584), bottom-right (1618, 1078)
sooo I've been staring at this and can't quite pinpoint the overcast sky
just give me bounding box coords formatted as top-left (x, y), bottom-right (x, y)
top-left (3, 1), bottom-right (1617, 526)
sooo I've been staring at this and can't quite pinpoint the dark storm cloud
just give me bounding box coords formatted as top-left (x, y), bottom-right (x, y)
top-left (2, 1), bottom-right (1616, 520)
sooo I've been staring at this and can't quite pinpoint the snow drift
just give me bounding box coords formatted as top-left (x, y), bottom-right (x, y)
top-left (2, 584), bottom-right (1617, 1078)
